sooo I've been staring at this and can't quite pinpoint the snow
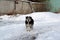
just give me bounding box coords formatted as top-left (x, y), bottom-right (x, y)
top-left (0, 12), bottom-right (60, 40)
top-left (35, 31), bottom-right (60, 40)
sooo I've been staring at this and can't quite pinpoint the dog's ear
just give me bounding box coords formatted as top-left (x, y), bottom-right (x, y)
top-left (26, 16), bottom-right (28, 19)
top-left (29, 16), bottom-right (32, 19)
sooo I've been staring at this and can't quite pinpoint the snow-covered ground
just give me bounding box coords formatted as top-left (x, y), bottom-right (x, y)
top-left (0, 12), bottom-right (60, 40)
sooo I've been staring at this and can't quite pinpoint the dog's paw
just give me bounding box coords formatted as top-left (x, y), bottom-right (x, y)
top-left (26, 29), bottom-right (31, 32)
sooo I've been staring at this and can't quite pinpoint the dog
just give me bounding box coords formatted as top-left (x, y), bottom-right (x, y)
top-left (25, 16), bottom-right (34, 31)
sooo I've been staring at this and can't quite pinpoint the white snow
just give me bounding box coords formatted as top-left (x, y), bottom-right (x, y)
top-left (0, 12), bottom-right (60, 40)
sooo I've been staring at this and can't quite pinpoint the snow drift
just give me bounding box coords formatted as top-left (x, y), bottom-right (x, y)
top-left (0, 12), bottom-right (60, 40)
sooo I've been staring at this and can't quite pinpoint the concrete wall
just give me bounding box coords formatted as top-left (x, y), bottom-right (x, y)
top-left (0, 1), bottom-right (14, 14)
top-left (0, 1), bottom-right (32, 15)
top-left (0, 0), bottom-right (49, 15)
top-left (16, 1), bottom-right (32, 14)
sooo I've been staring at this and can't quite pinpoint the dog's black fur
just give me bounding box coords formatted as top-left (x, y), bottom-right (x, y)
top-left (25, 16), bottom-right (34, 31)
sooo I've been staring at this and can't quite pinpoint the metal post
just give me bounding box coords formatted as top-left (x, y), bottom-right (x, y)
top-left (28, 1), bottom-right (34, 12)
top-left (14, 0), bottom-right (19, 14)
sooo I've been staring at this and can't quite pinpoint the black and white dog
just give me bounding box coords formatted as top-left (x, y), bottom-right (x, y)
top-left (25, 16), bottom-right (34, 31)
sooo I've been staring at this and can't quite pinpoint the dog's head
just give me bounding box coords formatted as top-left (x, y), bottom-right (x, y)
top-left (26, 16), bottom-right (32, 22)
top-left (26, 16), bottom-right (32, 19)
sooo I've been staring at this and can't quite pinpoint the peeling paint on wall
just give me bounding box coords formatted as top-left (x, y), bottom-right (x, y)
top-left (50, 0), bottom-right (60, 12)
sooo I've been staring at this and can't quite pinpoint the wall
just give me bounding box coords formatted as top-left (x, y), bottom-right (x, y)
top-left (50, 0), bottom-right (60, 12)
top-left (0, 0), bottom-right (49, 15)
top-left (0, 1), bottom-right (14, 14)
top-left (0, 1), bottom-right (32, 15)
top-left (16, 1), bottom-right (32, 14)
top-left (32, 2), bottom-right (49, 12)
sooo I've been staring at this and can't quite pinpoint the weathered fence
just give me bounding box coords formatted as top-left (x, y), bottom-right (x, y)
top-left (0, 1), bottom-right (49, 15)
